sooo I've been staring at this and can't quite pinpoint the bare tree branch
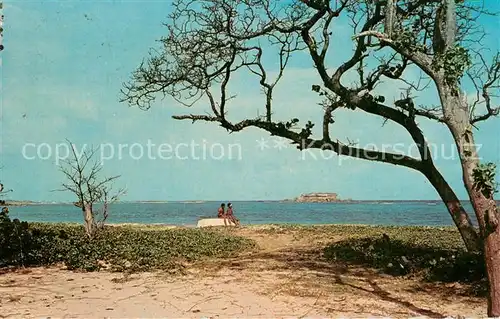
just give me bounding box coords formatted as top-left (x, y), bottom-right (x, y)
top-left (352, 30), bottom-right (436, 79)
top-left (58, 140), bottom-right (125, 238)
top-left (470, 52), bottom-right (500, 124)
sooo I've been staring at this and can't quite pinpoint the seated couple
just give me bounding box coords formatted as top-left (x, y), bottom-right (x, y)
top-left (217, 202), bottom-right (240, 226)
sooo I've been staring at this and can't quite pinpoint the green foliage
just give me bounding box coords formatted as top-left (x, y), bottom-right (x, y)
top-left (324, 231), bottom-right (485, 286)
top-left (254, 224), bottom-right (467, 248)
top-left (394, 28), bottom-right (419, 49)
top-left (284, 118), bottom-right (299, 129)
top-left (311, 85), bottom-right (331, 97)
top-left (432, 45), bottom-right (471, 88)
top-left (299, 121), bottom-right (315, 139)
top-left (253, 224), bottom-right (486, 292)
top-left (472, 163), bottom-right (498, 198)
top-left (0, 209), bottom-right (32, 266)
top-left (1, 222), bottom-right (255, 272)
top-left (275, 118), bottom-right (314, 139)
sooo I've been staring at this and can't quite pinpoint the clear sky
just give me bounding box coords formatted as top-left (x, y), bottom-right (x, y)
top-left (1, 0), bottom-right (499, 202)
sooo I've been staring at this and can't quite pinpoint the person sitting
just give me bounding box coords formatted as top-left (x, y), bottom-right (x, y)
top-left (217, 203), bottom-right (225, 218)
top-left (217, 203), bottom-right (228, 226)
top-left (226, 202), bottom-right (240, 226)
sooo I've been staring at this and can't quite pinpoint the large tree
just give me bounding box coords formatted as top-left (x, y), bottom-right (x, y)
top-left (122, 0), bottom-right (500, 314)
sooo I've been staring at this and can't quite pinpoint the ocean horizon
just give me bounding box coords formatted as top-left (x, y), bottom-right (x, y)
top-left (6, 200), bottom-right (486, 227)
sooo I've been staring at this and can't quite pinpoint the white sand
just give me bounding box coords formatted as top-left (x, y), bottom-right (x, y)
top-left (0, 227), bottom-right (486, 318)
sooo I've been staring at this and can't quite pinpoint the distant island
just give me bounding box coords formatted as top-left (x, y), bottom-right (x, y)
top-left (286, 193), bottom-right (352, 203)
top-left (0, 200), bottom-right (40, 206)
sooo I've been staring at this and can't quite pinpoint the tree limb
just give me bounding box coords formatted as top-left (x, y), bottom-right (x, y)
top-left (470, 53), bottom-right (500, 124)
top-left (352, 30), bottom-right (436, 79)
top-left (173, 113), bottom-right (423, 171)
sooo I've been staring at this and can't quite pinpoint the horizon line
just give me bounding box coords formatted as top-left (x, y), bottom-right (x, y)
top-left (3, 199), bottom-right (488, 204)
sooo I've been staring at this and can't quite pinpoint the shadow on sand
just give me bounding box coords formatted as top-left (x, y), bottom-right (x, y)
top-left (198, 234), bottom-right (487, 317)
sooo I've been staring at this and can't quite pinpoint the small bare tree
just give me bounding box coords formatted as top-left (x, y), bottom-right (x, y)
top-left (59, 141), bottom-right (125, 238)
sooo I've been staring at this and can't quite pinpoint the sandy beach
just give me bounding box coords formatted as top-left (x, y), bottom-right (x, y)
top-left (0, 225), bottom-right (485, 318)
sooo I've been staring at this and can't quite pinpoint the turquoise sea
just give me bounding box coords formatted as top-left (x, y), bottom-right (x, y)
top-left (7, 201), bottom-right (482, 227)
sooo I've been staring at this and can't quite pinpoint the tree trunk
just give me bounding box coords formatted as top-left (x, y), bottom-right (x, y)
top-left (82, 202), bottom-right (95, 238)
top-left (460, 152), bottom-right (500, 316)
top-left (479, 197), bottom-right (500, 316)
top-left (441, 89), bottom-right (500, 316)
top-left (423, 165), bottom-right (480, 251)
top-left (458, 138), bottom-right (500, 315)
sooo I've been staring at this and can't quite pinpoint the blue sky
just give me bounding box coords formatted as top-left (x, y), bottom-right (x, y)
top-left (1, 0), bottom-right (499, 202)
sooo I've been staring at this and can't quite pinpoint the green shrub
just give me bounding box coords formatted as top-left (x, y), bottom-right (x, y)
top-left (1, 222), bottom-right (256, 272)
top-left (323, 233), bottom-right (485, 283)
top-left (0, 210), bottom-right (32, 266)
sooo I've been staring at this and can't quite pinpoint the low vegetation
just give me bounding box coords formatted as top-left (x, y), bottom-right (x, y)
top-left (252, 224), bottom-right (486, 294)
top-left (0, 211), bottom-right (255, 272)
top-left (1, 212), bottom-right (487, 295)
top-left (323, 232), bottom-right (484, 281)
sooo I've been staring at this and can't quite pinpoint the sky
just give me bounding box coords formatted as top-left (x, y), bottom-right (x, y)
top-left (0, 0), bottom-right (499, 202)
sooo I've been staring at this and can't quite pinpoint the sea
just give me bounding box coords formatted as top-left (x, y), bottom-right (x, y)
top-left (7, 201), bottom-right (483, 227)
